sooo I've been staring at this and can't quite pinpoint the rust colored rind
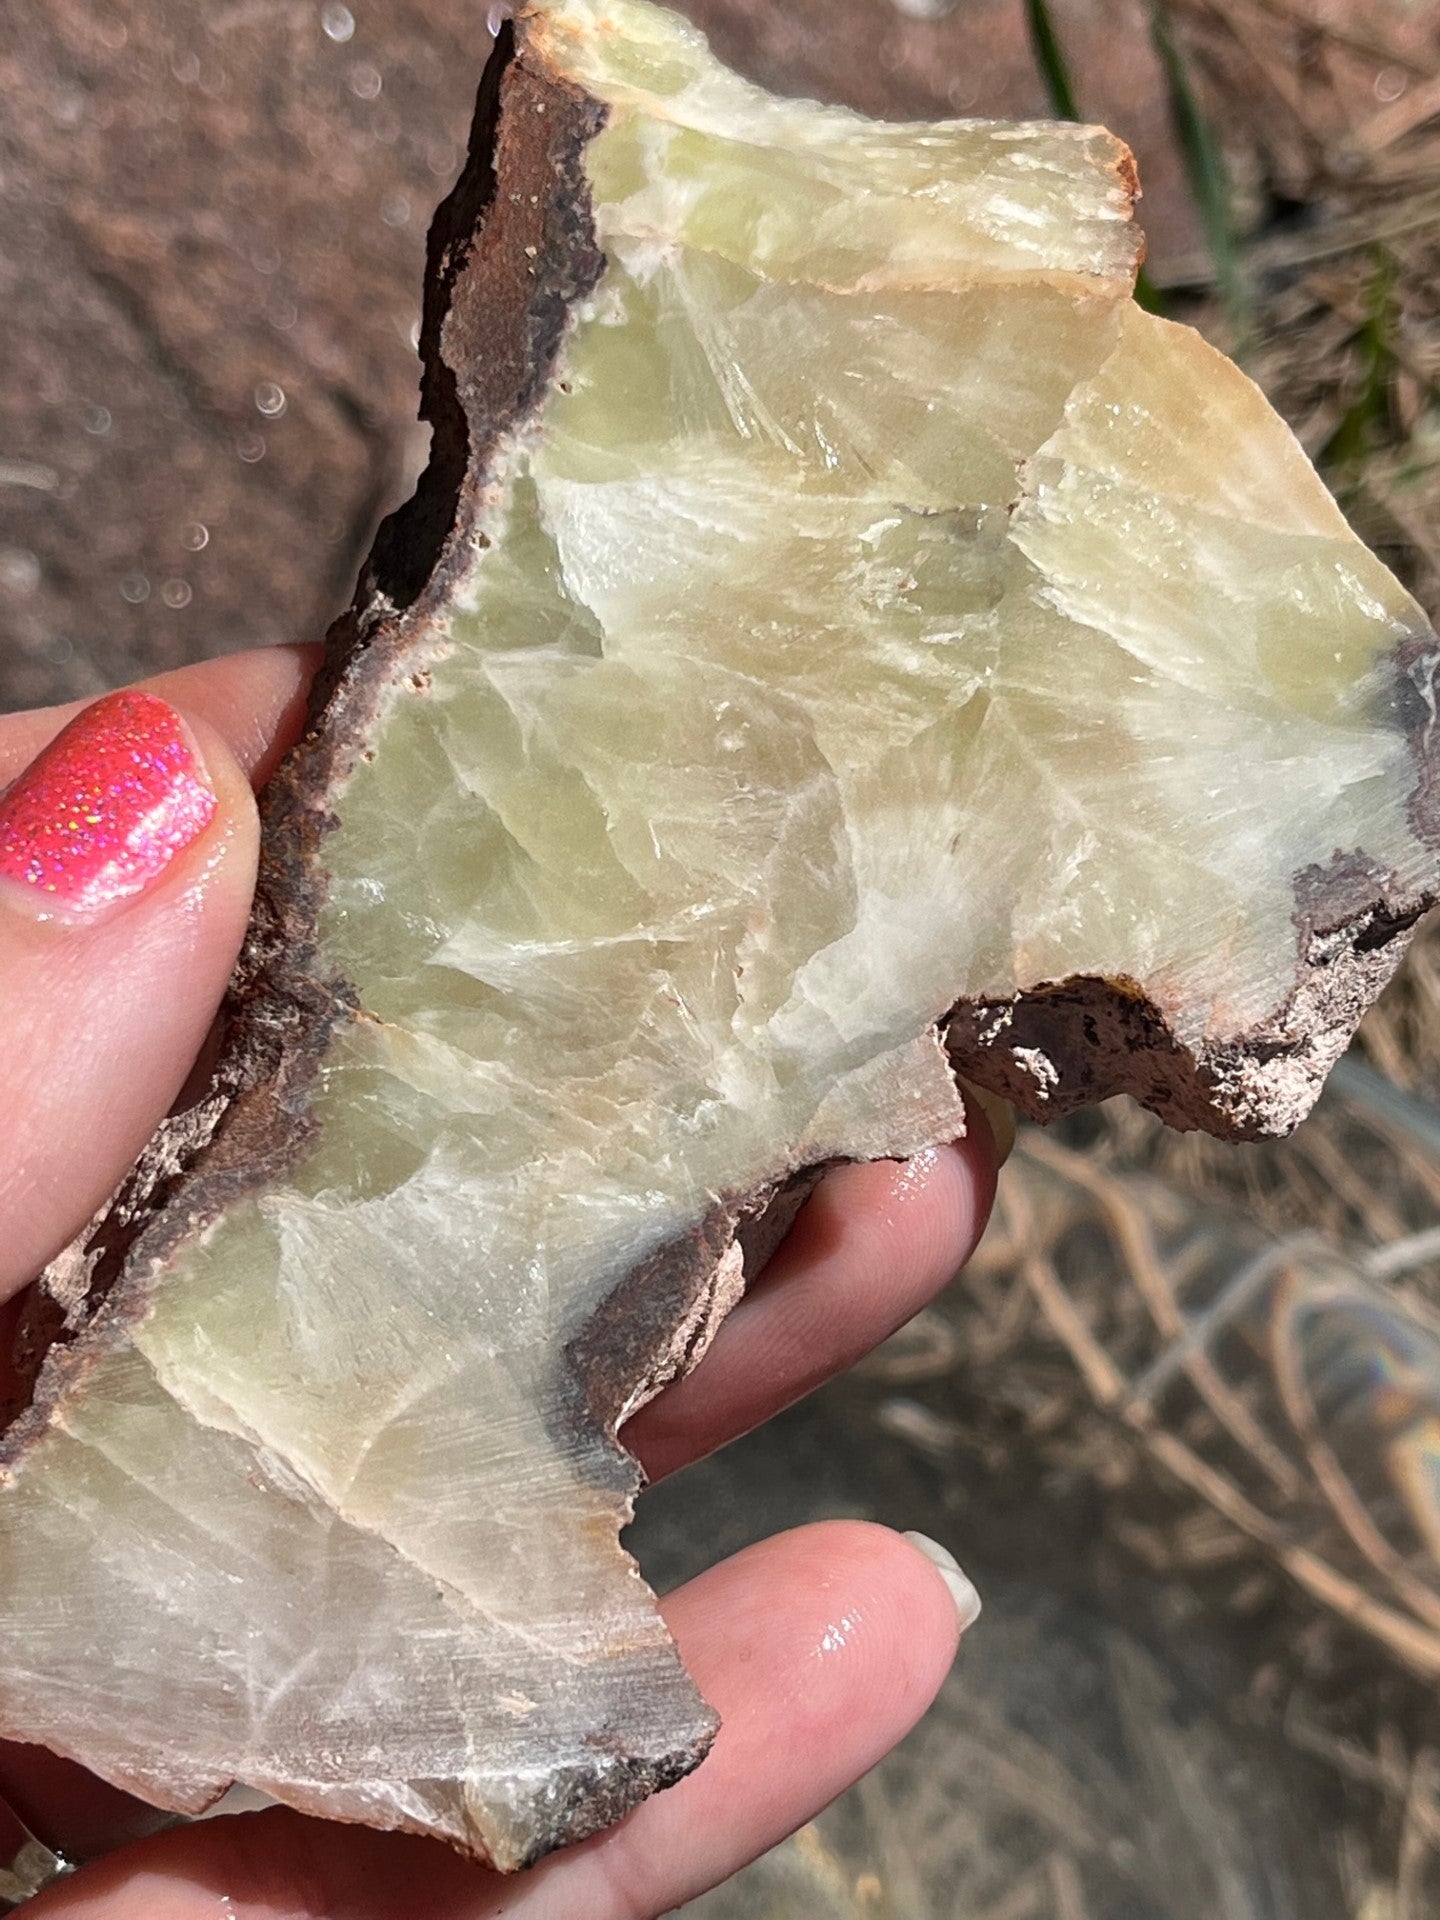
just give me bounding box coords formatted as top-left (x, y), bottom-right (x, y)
top-left (943, 929), bottom-right (1418, 1143)
top-left (568, 1170), bottom-right (831, 1450)
top-left (509, 1746), bottom-right (704, 1871)
top-left (946, 824), bottom-right (1438, 1141)
top-left (1396, 627), bottom-right (1440, 850)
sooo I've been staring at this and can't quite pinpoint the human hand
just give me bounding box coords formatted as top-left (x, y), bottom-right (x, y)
top-left (0, 650), bottom-right (996, 1919)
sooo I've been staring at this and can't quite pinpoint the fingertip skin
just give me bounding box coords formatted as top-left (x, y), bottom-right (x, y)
top-left (0, 694), bottom-right (263, 1296)
top-left (677, 1520), bottom-right (963, 1738)
top-left (147, 644), bottom-right (321, 787)
top-left (0, 650), bottom-right (310, 1296)
top-left (629, 1135), bottom-right (996, 1482)
top-left (505, 1523), bottom-right (966, 1920)
top-left (0, 645), bottom-right (319, 795)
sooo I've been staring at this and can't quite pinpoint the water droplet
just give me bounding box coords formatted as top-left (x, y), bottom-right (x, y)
top-left (1375, 67), bottom-right (1407, 104)
top-left (0, 547), bottom-right (41, 596)
top-left (253, 381), bottom-right (287, 418)
top-left (171, 51), bottom-right (201, 84)
top-left (235, 430), bottom-right (266, 464)
top-left (817, 1609), bottom-right (861, 1655)
top-left (426, 139), bottom-right (457, 177)
top-left (96, 16), bottom-right (128, 49)
top-left (83, 405), bottom-right (112, 436)
top-left (268, 296), bottom-right (299, 332)
top-left (347, 61), bottom-right (381, 99)
top-left (380, 192), bottom-right (410, 228)
top-left (51, 86), bottom-right (87, 128)
top-left (161, 578), bottom-right (193, 609)
top-left (250, 243), bottom-right (281, 275)
top-left (120, 572), bottom-right (150, 604)
top-left (0, 459), bottom-right (59, 492)
top-left (182, 522), bottom-right (210, 552)
top-left (321, 2), bottom-right (355, 42)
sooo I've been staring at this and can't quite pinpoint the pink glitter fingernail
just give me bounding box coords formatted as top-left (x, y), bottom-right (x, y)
top-left (0, 689), bottom-right (217, 920)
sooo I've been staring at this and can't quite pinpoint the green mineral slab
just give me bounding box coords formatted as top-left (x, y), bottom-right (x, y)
top-left (1, 0), bottom-right (1435, 1871)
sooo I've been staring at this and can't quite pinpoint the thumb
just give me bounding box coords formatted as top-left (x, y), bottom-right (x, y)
top-left (0, 650), bottom-right (310, 1298)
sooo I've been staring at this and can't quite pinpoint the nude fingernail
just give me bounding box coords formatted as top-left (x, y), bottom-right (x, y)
top-left (904, 1531), bottom-right (982, 1632)
top-left (0, 690), bottom-right (217, 923)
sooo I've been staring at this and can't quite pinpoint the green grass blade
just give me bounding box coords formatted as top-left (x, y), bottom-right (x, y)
top-left (1322, 248), bottom-right (1399, 470)
top-left (1024, 0), bottom-right (1081, 121)
top-left (1150, 3), bottom-right (1250, 342)
top-left (1134, 267), bottom-right (1166, 314)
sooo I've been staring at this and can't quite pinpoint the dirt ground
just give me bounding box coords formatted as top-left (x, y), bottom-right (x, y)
top-left (5, 3), bottom-right (1440, 1916)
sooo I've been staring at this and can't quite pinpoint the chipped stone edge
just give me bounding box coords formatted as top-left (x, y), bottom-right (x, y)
top-left (946, 824), bottom-right (1439, 1140)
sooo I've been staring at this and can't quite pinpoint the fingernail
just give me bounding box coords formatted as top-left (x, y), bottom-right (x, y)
top-left (0, 690), bottom-right (217, 922)
top-left (904, 1531), bottom-right (982, 1632)
top-left (956, 1077), bottom-right (1017, 1166)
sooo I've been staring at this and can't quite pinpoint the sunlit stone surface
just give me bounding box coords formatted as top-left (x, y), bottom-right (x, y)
top-left (1, 0), bottom-right (1436, 1869)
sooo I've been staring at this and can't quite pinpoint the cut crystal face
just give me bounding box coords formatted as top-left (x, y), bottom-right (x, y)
top-left (0, 0), bottom-right (1435, 1871)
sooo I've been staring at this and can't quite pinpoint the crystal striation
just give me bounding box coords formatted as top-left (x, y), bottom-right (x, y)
top-left (1, 0), bottom-right (1437, 1870)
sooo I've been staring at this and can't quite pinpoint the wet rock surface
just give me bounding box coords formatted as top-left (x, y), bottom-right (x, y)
top-left (0, 0), bottom-right (487, 709)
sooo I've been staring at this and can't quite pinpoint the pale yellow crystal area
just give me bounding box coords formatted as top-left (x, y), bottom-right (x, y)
top-left (1, 0), bottom-right (1434, 1869)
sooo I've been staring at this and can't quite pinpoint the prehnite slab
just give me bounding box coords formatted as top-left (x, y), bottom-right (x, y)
top-left (1, 0), bottom-right (1437, 1870)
